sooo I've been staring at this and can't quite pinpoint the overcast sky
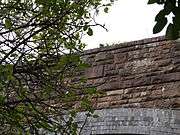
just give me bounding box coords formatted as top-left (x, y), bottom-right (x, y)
top-left (83, 0), bottom-right (166, 49)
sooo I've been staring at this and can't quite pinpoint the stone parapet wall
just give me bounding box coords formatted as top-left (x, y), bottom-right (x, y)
top-left (81, 36), bottom-right (180, 109)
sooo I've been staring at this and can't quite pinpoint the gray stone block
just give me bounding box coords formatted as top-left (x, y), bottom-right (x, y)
top-left (76, 108), bottom-right (180, 135)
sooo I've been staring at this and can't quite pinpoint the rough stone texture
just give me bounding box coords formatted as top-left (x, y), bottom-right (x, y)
top-left (81, 36), bottom-right (180, 109)
top-left (76, 108), bottom-right (180, 135)
top-left (74, 36), bottom-right (180, 135)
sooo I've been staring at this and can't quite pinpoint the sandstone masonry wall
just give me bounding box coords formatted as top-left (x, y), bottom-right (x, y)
top-left (82, 36), bottom-right (180, 109)
top-left (75, 36), bottom-right (180, 135)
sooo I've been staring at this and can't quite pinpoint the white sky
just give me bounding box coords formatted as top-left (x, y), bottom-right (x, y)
top-left (83, 0), bottom-right (165, 49)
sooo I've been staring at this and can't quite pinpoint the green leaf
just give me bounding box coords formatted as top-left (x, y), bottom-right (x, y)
top-left (87, 28), bottom-right (93, 36)
top-left (0, 95), bottom-right (5, 105)
top-left (4, 19), bottom-right (12, 29)
top-left (173, 12), bottom-right (180, 30)
top-left (147, 0), bottom-right (157, 4)
top-left (83, 25), bottom-right (88, 31)
top-left (155, 10), bottom-right (166, 21)
top-left (157, 0), bottom-right (165, 4)
top-left (40, 121), bottom-right (51, 130)
top-left (104, 7), bottom-right (109, 13)
top-left (78, 63), bottom-right (89, 70)
top-left (164, 0), bottom-right (176, 13)
top-left (85, 87), bottom-right (97, 95)
top-left (165, 23), bottom-right (179, 40)
top-left (148, 0), bottom-right (165, 4)
top-left (153, 17), bottom-right (167, 34)
top-left (69, 110), bottom-right (77, 117)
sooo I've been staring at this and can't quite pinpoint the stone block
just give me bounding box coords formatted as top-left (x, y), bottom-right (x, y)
top-left (172, 98), bottom-right (180, 108)
top-left (96, 102), bottom-right (110, 109)
top-left (110, 100), bottom-right (128, 106)
top-left (106, 89), bottom-right (124, 96)
top-left (85, 65), bottom-right (104, 79)
top-left (97, 81), bottom-right (120, 91)
top-left (95, 52), bottom-right (113, 62)
top-left (114, 53), bottom-right (127, 64)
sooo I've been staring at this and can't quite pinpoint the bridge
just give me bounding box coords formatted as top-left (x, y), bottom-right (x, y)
top-left (76, 36), bottom-right (180, 135)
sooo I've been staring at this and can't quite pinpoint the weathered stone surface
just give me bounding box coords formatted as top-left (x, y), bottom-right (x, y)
top-left (76, 108), bottom-right (180, 135)
top-left (95, 52), bottom-right (114, 62)
top-left (77, 37), bottom-right (180, 135)
top-left (85, 65), bottom-right (104, 79)
top-left (81, 36), bottom-right (180, 109)
top-left (106, 89), bottom-right (124, 96)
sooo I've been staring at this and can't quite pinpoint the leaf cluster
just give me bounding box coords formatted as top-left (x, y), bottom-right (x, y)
top-left (148, 0), bottom-right (180, 39)
top-left (0, 0), bottom-right (113, 134)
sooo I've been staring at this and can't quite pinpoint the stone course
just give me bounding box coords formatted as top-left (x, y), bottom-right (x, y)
top-left (77, 108), bottom-right (180, 135)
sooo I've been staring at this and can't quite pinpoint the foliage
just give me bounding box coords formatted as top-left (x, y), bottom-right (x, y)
top-left (148, 0), bottom-right (180, 39)
top-left (0, 0), bottom-right (113, 134)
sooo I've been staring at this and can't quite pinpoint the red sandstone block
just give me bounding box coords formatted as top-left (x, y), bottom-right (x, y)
top-left (114, 53), bottom-right (127, 64)
top-left (96, 102), bottom-right (110, 109)
top-left (173, 98), bottom-right (180, 108)
top-left (85, 65), bottom-right (104, 79)
top-left (106, 89), bottom-right (124, 96)
top-left (95, 52), bottom-right (114, 62)
top-left (97, 81), bottom-right (120, 91)
top-left (110, 100), bottom-right (128, 106)
top-left (128, 98), bottom-right (144, 104)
